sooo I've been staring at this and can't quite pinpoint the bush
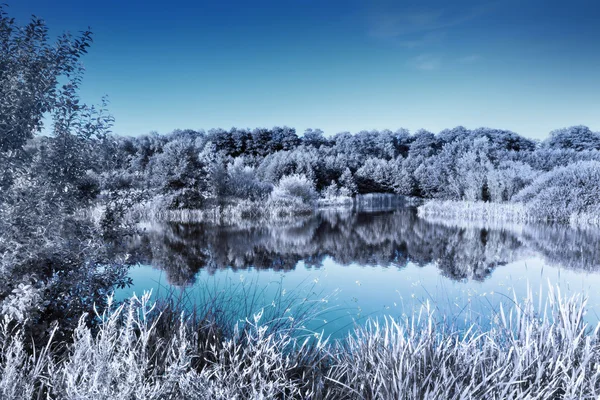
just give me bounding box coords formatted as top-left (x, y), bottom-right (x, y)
top-left (513, 160), bottom-right (600, 222)
top-left (270, 174), bottom-right (317, 205)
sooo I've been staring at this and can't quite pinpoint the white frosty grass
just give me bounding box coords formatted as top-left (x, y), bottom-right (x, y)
top-left (569, 211), bottom-right (600, 226)
top-left (419, 199), bottom-right (600, 227)
top-left (120, 198), bottom-right (313, 224)
top-left (161, 201), bottom-right (314, 224)
top-left (2, 285), bottom-right (600, 399)
top-left (418, 200), bottom-right (533, 223)
top-left (317, 195), bottom-right (353, 207)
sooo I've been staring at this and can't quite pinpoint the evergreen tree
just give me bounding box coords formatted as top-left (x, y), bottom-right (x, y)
top-left (339, 167), bottom-right (357, 195)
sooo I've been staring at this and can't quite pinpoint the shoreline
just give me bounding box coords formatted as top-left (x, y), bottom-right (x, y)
top-left (418, 199), bottom-right (600, 227)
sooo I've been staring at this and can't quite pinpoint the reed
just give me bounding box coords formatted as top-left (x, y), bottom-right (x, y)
top-left (419, 199), bottom-right (600, 227)
top-left (1, 284), bottom-right (599, 399)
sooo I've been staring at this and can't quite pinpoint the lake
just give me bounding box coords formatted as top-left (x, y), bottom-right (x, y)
top-left (116, 206), bottom-right (600, 337)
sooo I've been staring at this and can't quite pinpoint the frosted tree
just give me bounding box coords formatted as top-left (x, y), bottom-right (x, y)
top-left (339, 167), bottom-right (357, 196)
top-left (272, 126), bottom-right (301, 151)
top-left (226, 157), bottom-right (271, 200)
top-left (455, 139), bottom-right (493, 201)
top-left (413, 158), bottom-right (448, 198)
top-left (394, 128), bottom-right (412, 157)
top-left (391, 158), bottom-right (416, 196)
top-left (322, 180), bottom-right (340, 198)
top-left (355, 158), bottom-right (395, 193)
top-left (303, 128), bottom-right (326, 148)
top-left (408, 129), bottom-right (439, 158)
top-left (471, 127), bottom-right (536, 152)
top-left (256, 150), bottom-right (295, 183)
top-left (0, 7), bottom-right (93, 155)
top-left (543, 125), bottom-right (600, 151)
top-left (437, 126), bottom-right (471, 144)
top-left (514, 161), bottom-right (600, 221)
top-left (293, 147), bottom-right (317, 182)
top-left (487, 161), bottom-right (538, 202)
top-left (151, 137), bottom-right (210, 208)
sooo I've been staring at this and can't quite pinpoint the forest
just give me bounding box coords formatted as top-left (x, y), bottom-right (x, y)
top-left (23, 121), bottom-right (600, 224)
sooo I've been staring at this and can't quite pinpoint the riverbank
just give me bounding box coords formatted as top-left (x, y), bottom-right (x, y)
top-left (418, 199), bottom-right (600, 226)
top-left (1, 285), bottom-right (597, 399)
top-left (418, 200), bottom-right (534, 223)
top-left (108, 193), bottom-right (419, 224)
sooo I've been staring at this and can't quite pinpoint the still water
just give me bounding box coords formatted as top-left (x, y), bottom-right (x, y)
top-left (116, 207), bottom-right (600, 337)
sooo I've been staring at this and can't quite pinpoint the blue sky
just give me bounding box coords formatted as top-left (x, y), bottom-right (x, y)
top-left (8, 0), bottom-right (600, 139)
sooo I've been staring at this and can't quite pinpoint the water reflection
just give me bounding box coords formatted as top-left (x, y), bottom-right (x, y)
top-left (421, 215), bottom-right (600, 273)
top-left (124, 208), bottom-right (600, 286)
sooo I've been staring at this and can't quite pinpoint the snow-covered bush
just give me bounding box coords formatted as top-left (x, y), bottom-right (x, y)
top-left (270, 174), bottom-right (317, 205)
top-left (513, 160), bottom-right (600, 221)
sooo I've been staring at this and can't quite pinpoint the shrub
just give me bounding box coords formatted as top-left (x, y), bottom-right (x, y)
top-left (270, 174), bottom-right (317, 206)
top-left (513, 160), bottom-right (600, 222)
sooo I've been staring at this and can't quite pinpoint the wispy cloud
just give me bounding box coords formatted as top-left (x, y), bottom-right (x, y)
top-left (398, 32), bottom-right (446, 49)
top-left (409, 54), bottom-right (442, 71)
top-left (368, 3), bottom-right (495, 39)
top-left (369, 10), bottom-right (446, 39)
top-left (366, 2), bottom-right (496, 70)
top-left (458, 54), bottom-right (483, 63)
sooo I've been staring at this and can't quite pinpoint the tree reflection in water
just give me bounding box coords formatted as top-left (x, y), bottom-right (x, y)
top-left (124, 208), bottom-right (600, 286)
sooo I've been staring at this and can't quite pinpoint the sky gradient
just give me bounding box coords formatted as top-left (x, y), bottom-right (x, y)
top-left (8, 0), bottom-right (600, 139)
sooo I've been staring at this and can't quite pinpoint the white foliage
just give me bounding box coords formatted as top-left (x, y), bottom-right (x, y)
top-left (1, 287), bottom-right (599, 399)
top-left (270, 174), bottom-right (317, 205)
top-left (0, 283), bottom-right (43, 323)
top-left (514, 160), bottom-right (600, 221)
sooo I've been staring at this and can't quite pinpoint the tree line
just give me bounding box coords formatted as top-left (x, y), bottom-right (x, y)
top-left (58, 123), bottom-right (600, 221)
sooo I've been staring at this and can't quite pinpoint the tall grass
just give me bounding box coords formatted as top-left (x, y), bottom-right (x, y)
top-left (419, 199), bottom-right (600, 227)
top-left (418, 200), bottom-right (534, 223)
top-left (317, 195), bottom-right (354, 208)
top-left (127, 198), bottom-right (314, 224)
top-left (1, 285), bottom-right (599, 399)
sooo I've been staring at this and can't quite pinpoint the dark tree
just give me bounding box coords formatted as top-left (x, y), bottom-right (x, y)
top-left (0, 6), bottom-right (93, 157)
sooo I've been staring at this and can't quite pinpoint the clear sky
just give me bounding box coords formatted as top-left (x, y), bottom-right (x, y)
top-left (7, 0), bottom-right (600, 139)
